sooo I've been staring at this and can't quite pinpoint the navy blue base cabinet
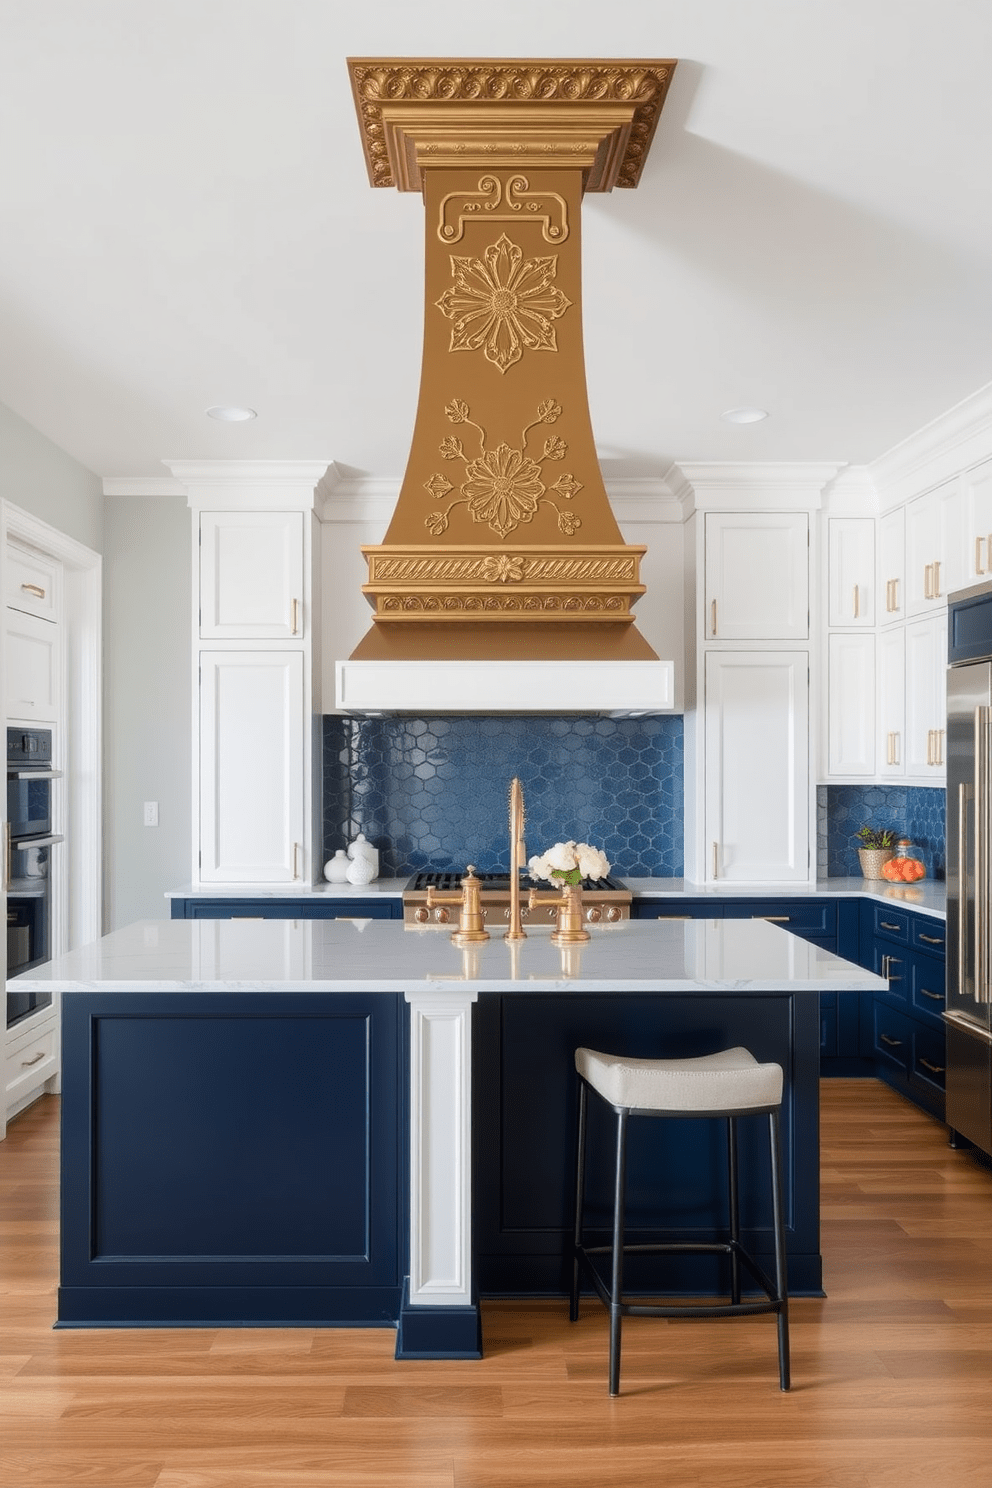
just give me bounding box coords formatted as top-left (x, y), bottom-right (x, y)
top-left (58, 992), bottom-right (405, 1327)
top-left (473, 988), bottom-right (824, 1298)
top-left (858, 901), bottom-right (946, 1120)
top-left (170, 898), bottom-right (401, 920)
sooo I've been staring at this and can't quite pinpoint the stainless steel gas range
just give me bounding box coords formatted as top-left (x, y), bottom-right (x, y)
top-left (402, 870), bottom-right (631, 929)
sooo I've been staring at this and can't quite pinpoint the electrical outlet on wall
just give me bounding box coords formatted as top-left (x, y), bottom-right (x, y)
top-left (143, 801), bottom-right (159, 827)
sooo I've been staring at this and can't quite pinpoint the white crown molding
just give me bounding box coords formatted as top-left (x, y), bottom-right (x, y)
top-left (869, 380), bottom-right (992, 508)
top-left (162, 459), bottom-right (333, 510)
top-left (820, 466), bottom-right (879, 515)
top-left (102, 476), bottom-right (187, 497)
top-left (666, 461), bottom-right (843, 513)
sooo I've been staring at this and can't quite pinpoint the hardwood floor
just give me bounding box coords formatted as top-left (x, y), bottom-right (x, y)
top-left (2, 1082), bottom-right (992, 1487)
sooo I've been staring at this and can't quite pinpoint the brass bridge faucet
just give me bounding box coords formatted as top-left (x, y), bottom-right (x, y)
top-left (426, 865), bottom-right (490, 947)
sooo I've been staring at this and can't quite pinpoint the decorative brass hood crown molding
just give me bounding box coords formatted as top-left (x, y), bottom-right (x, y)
top-left (342, 57), bottom-right (677, 680)
top-left (348, 58), bottom-right (677, 192)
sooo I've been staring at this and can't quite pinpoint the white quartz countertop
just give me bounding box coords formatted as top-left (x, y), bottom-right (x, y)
top-left (10, 917), bottom-right (889, 995)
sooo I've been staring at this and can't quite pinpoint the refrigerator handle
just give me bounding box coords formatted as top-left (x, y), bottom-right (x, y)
top-left (959, 782), bottom-right (970, 1000)
top-left (977, 706), bottom-right (992, 1005)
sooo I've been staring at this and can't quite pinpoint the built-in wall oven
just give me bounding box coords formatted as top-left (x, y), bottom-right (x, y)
top-left (5, 727), bottom-right (61, 1028)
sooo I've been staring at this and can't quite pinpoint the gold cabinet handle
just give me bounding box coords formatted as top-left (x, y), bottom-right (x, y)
top-left (977, 536), bottom-right (986, 576)
top-left (891, 576), bottom-right (899, 612)
top-left (886, 731), bottom-right (900, 766)
top-left (20, 1049), bottom-right (47, 1067)
top-left (933, 559), bottom-right (941, 598)
top-left (291, 598), bottom-right (301, 635)
top-left (712, 841), bottom-right (719, 879)
top-left (20, 582), bottom-right (46, 598)
top-left (759, 915), bottom-right (790, 923)
top-left (918, 933), bottom-right (944, 946)
top-left (936, 728), bottom-right (945, 767)
top-left (919, 1058), bottom-right (945, 1075)
top-left (292, 842), bottom-right (302, 880)
top-left (924, 563), bottom-right (933, 600)
top-left (880, 1033), bottom-right (903, 1048)
top-left (853, 585), bottom-right (860, 619)
top-left (879, 921), bottom-right (901, 931)
top-left (710, 598), bottom-right (717, 636)
top-left (919, 987), bottom-right (943, 1001)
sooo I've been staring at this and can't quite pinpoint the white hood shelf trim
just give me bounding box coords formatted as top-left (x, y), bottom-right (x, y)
top-left (334, 658), bottom-right (675, 717)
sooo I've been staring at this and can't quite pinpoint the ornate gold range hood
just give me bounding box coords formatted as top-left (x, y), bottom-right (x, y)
top-left (335, 58), bottom-right (677, 714)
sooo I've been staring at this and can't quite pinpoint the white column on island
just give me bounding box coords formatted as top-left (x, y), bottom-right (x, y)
top-left (405, 988), bottom-right (478, 1306)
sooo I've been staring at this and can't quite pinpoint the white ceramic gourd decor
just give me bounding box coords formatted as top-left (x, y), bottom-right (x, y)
top-left (323, 850), bottom-right (350, 883)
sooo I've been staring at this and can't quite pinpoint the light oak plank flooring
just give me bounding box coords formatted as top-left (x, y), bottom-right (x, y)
top-left (2, 1083), bottom-right (992, 1487)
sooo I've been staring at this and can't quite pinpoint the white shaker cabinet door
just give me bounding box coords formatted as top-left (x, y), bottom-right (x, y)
top-left (877, 626), bottom-right (906, 778)
top-left (4, 609), bottom-right (60, 722)
top-left (199, 511), bottom-right (304, 639)
top-left (199, 651), bottom-right (305, 883)
top-left (828, 518), bottom-right (875, 628)
top-left (704, 651), bottom-right (810, 883)
top-left (827, 633), bottom-right (875, 777)
top-left (964, 459), bottom-right (992, 584)
top-left (904, 614), bottom-right (947, 779)
top-left (878, 507), bottom-right (905, 623)
top-left (905, 481), bottom-right (964, 615)
top-left (705, 513), bottom-right (809, 640)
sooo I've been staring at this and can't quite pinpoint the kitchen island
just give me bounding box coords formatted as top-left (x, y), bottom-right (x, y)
top-left (13, 916), bottom-right (886, 1356)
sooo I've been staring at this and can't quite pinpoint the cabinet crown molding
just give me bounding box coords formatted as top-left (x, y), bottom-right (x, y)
top-left (164, 460), bottom-right (332, 510)
top-left (667, 462), bottom-right (842, 513)
top-left (869, 380), bottom-right (992, 508)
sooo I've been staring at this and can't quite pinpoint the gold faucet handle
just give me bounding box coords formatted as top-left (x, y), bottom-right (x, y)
top-left (528, 887), bottom-right (562, 911)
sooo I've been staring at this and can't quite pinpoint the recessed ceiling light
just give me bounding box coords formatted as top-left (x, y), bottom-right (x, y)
top-left (206, 406), bottom-right (257, 422)
top-left (721, 407), bottom-right (768, 425)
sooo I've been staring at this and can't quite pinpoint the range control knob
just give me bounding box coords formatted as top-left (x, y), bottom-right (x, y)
top-left (414, 907), bottom-right (430, 924)
top-left (606, 906), bottom-right (623, 923)
top-left (434, 907), bottom-right (450, 924)
top-left (585, 905), bottom-right (603, 923)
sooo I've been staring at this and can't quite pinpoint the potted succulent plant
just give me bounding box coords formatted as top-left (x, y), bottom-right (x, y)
top-left (854, 825), bottom-right (897, 879)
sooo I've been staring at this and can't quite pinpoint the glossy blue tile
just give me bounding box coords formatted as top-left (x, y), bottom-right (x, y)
top-left (820, 784), bottom-right (946, 879)
top-left (323, 715), bottom-right (684, 879)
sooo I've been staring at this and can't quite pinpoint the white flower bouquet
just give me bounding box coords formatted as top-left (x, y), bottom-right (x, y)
top-left (528, 840), bottom-right (611, 887)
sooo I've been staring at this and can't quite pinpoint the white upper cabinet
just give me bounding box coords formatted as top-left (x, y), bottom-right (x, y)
top-left (5, 610), bottom-right (60, 722)
top-left (705, 513), bottom-right (809, 640)
top-left (827, 633), bottom-right (875, 776)
top-left (963, 459), bottom-right (992, 587)
top-left (199, 511), bottom-right (305, 640)
top-left (905, 480), bottom-right (965, 614)
top-left (704, 650), bottom-right (809, 883)
top-left (877, 626), bottom-right (906, 778)
top-left (5, 542), bottom-right (60, 624)
top-left (828, 518), bottom-right (875, 627)
top-left (198, 650), bottom-right (305, 883)
top-left (904, 613), bottom-right (947, 779)
top-left (878, 507), bottom-right (905, 624)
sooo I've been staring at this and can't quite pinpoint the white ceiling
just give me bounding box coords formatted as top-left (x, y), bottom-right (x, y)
top-left (1, 0), bottom-right (990, 483)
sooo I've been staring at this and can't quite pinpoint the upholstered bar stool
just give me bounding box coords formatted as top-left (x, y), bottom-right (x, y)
top-left (570, 1045), bottom-right (790, 1396)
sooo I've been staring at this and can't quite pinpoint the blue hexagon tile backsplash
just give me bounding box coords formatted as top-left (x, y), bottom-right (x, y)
top-left (323, 714), bottom-right (684, 879)
top-left (817, 784), bottom-right (946, 879)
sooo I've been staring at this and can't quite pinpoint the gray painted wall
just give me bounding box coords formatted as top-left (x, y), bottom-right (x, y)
top-left (0, 401), bottom-right (103, 551)
top-left (102, 495), bottom-right (190, 928)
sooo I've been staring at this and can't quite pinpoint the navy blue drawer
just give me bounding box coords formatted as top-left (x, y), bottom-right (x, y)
top-left (873, 906), bottom-right (910, 944)
top-left (721, 900), bottom-right (837, 936)
top-left (871, 1003), bottom-right (914, 1074)
top-left (912, 1023), bottom-right (947, 1093)
top-left (912, 919), bottom-right (947, 956)
top-left (910, 953), bottom-right (946, 1028)
top-left (176, 899), bottom-right (400, 920)
top-left (633, 901), bottom-right (722, 920)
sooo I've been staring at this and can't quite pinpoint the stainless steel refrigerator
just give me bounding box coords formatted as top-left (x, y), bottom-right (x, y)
top-left (945, 580), bottom-right (992, 1155)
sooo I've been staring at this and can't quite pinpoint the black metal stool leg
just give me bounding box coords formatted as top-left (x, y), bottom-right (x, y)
top-left (727, 1115), bottom-right (741, 1305)
top-left (570, 1079), bottom-right (588, 1322)
top-left (608, 1107), bottom-right (628, 1397)
top-left (768, 1108), bottom-right (791, 1391)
